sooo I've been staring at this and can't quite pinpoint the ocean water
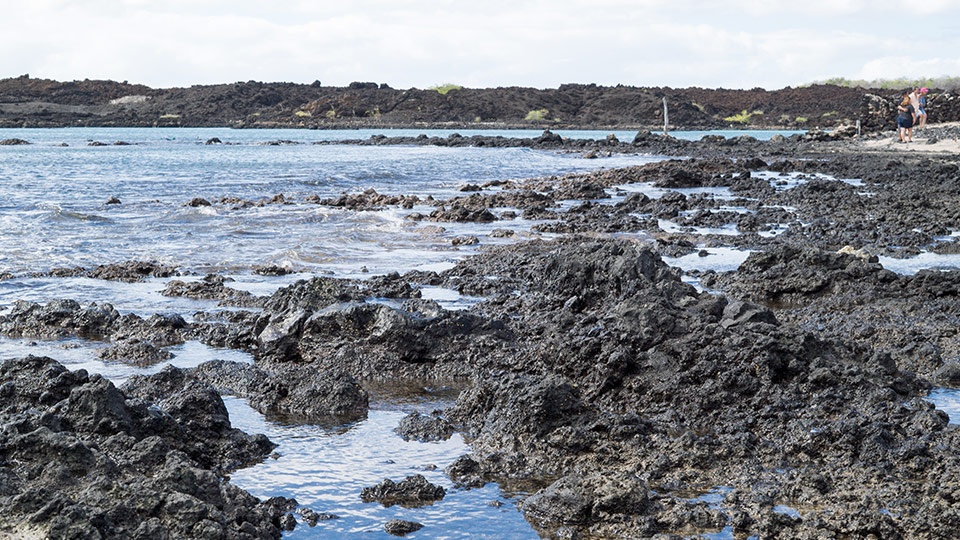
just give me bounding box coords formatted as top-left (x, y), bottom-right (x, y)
top-left (0, 127), bottom-right (670, 277)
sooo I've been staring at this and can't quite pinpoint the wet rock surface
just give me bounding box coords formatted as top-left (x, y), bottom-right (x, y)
top-left (191, 360), bottom-right (369, 424)
top-left (0, 356), bottom-right (292, 539)
top-left (394, 411), bottom-right (455, 442)
top-left (361, 474), bottom-right (446, 508)
top-left (383, 518), bottom-right (424, 536)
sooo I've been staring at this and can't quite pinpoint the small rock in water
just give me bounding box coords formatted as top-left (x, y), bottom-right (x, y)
top-left (186, 197), bottom-right (211, 207)
top-left (452, 235), bottom-right (479, 246)
top-left (384, 519), bottom-right (423, 536)
top-left (361, 474), bottom-right (446, 507)
top-left (298, 507), bottom-right (339, 526)
top-left (394, 411), bottom-right (454, 442)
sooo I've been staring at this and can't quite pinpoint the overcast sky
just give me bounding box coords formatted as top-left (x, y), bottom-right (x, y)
top-left (4, 0), bottom-right (959, 90)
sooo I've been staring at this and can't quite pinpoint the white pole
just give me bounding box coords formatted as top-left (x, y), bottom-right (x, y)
top-left (663, 97), bottom-right (669, 135)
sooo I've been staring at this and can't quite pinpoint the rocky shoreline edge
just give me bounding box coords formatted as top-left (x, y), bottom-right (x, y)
top-left (3, 130), bottom-right (960, 538)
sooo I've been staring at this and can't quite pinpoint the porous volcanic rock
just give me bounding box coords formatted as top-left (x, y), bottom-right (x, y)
top-left (0, 356), bottom-right (291, 539)
top-left (436, 237), bottom-right (956, 538)
top-left (394, 411), bottom-right (455, 442)
top-left (360, 474), bottom-right (446, 508)
top-left (191, 360), bottom-right (369, 424)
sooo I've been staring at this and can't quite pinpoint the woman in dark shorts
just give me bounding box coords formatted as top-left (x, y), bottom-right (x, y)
top-left (897, 93), bottom-right (914, 143)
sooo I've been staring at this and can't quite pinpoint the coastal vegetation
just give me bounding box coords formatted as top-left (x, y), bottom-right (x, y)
top-left (429, 83), bottom-right (462, 95)
top-left (723, 109), bottom-right (763, 124)
top-left (524, 108), bottom-right (550, 122)
top-left (818, 75), bottom-right (960, 90)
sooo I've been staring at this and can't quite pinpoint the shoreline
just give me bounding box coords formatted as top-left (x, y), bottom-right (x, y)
top-left (2, 132), bottom-right (960, 537)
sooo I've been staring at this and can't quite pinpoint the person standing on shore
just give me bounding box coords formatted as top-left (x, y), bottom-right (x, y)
top-left (917, 87), bottom-right (929, 128)
top-left (897, 93), bottom-right (914, 143)
top-left (909, 88), bottom-right (921, 125)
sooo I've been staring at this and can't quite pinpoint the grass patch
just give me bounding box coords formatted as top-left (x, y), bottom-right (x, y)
top-left (723, 110), bottom-right (763, 124)
top-left (294, 110), bottom-right (311, 118)
top-left (159, 114), bottom-right (180, 119)
top-left (430, 83), bottom-right (462, 95)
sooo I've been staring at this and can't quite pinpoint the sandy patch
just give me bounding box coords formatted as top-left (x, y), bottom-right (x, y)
top-left (858, 121), bottom-right (960, 154)
top-left (862, 136), bottom-right (960, 153)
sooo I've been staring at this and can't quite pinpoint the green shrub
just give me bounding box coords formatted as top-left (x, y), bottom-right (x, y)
top-left (723, 110), bottom-right (763, 124)
top-left (430, 83), bottom-right (462, 95)
top-left (525, 108), bottom-right (549, 122)
top-left (795, 116), bottom-right (808, 124)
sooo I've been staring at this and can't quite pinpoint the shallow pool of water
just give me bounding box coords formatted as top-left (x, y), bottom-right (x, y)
top-left (225, 398), bottom-right (537, 538)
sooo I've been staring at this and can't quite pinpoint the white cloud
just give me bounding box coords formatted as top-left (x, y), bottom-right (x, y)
top-left (2, 1), bottom-right (958, 89)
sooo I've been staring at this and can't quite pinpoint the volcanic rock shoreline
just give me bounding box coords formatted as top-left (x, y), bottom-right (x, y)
top-left (3, 75), bottom-right (960, 132)
top-left (3, 130), bottom-right (960, 538)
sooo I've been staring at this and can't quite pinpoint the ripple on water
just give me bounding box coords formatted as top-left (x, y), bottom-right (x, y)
top-left (927, 387), bottom-right (960, 424)
top-left (224, 398), bottom-right (538, 539)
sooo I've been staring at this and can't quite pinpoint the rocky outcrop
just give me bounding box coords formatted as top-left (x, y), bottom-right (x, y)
top-left (434, 237), bottom-right (953, 538)
top-left (0, 299), bottom-right (191, 358)
top-left (191, 360), bottom-right (369, 424)
top-left (251, 278), bottom-right (512, 379)
top-left (394, 411), bottom-right (454, 442)
top-left (43, 260), bottom-right (180, 282)
top-left (5, 128), bottom-right (960, 538)
top-left (0, 356), bottom-right (291, 539)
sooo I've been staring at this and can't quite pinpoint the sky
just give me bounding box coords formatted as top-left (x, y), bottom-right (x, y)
top-left (3, 0), bottom-right (959, 90)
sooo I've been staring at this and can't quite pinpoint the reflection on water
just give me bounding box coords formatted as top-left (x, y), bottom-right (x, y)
top-left (927, 387), bottom-right (960, 424)
top-left (224, 397), bottom-right (538, 539)
top-left (878, 253), bottom-right (960, 275)
top-left (0, 333), bottom-right (539, 538)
